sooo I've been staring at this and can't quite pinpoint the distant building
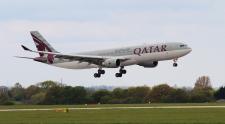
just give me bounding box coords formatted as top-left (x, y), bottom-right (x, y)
top-left (0, 86), bottom-right (8, 95)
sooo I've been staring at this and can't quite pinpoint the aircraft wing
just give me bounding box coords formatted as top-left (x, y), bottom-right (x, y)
top-left (21, 45), bottom-right (128, 65)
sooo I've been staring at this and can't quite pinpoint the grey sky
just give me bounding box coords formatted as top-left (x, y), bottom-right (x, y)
top-left (0, 0), bottom-right (225, 87)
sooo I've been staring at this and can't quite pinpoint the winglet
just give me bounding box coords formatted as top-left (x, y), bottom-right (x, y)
top-left (21, 45), bottom-right (32, 51)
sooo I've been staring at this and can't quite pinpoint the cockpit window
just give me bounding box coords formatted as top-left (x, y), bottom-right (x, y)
top-left (180, 44), bottom-right (186, 47)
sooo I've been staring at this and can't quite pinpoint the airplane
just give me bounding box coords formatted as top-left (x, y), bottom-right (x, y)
top-left (16, 31), bottom-right (192, 78)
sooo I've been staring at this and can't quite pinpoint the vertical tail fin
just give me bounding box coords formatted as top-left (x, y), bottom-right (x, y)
top-left (30, 31), bottom-right (58, 57)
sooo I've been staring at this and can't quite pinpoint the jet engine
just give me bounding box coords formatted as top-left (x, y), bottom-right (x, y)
top-left (102, 59), bottom-right (120, 68)
top-left (138, 61), bottom-right (158, 68)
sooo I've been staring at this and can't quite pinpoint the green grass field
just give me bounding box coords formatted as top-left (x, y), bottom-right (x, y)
top-left (0, 103), bottom-right (225, 124)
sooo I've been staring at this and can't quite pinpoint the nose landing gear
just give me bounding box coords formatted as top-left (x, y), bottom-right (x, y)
top-left (173, 59), bottom-right (178, 67)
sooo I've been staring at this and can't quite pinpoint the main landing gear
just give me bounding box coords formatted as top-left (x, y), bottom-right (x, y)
top-left (115, 66), bottom-right (127, 78)
top-left (94, 67), bottom-right (127, 78)
top-left (94, 68), bottom-right (105, 78)
top-left (173, 59), bottom-right (178, 67)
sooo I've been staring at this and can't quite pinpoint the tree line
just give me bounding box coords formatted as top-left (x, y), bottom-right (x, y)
top-left (0, 76), bottom-right (225, 105)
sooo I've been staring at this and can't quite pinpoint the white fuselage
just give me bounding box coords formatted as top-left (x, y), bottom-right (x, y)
top-left (51, 42), bottom-right (192, 69)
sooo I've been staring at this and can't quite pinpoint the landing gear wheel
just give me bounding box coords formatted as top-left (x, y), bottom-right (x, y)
top-left (115, 73), bottom-right (122, 77)
top-left (173, 63), bottom-right (178, 67)
top-left (98, 69), bottom-right (105, 74)
top-left (173, 59), bottom-right (178, 67)
top-left (116, 66), bottom-right (127, 77)
top-left (120, 69), bottom-right (127, 74)
top-left (94, 73), bottom-right (101, 78)
top-left (101, 70), bottom-right (105, 74)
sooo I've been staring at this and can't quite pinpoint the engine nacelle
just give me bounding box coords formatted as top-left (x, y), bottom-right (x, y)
top-left (102, 59), bottom-right (120, 68)
top-left (138, 61), bottom-right (158, 68)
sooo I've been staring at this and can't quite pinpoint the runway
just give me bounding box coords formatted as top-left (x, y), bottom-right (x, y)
top-left (0, 106), bottom-right (225, 112)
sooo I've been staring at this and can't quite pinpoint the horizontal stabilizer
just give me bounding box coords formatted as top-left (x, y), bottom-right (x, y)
top-left (14, 56), bottom-right (34, 59)
top-left (21, 45), bottom-right (32, 51)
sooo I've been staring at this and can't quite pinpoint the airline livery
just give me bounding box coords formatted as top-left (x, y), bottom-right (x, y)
top-left (17, 31), bottom-right (192, 78)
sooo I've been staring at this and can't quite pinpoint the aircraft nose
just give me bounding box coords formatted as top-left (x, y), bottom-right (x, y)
top-left (187, 47), bottom-right (192, 53)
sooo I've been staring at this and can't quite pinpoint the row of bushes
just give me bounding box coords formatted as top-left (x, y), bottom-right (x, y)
top-left (0, 78), bottom-right (225, 105)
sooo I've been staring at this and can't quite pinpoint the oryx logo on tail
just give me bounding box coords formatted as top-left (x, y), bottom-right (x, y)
top-left (30, 31), bottom-right (58, 64)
